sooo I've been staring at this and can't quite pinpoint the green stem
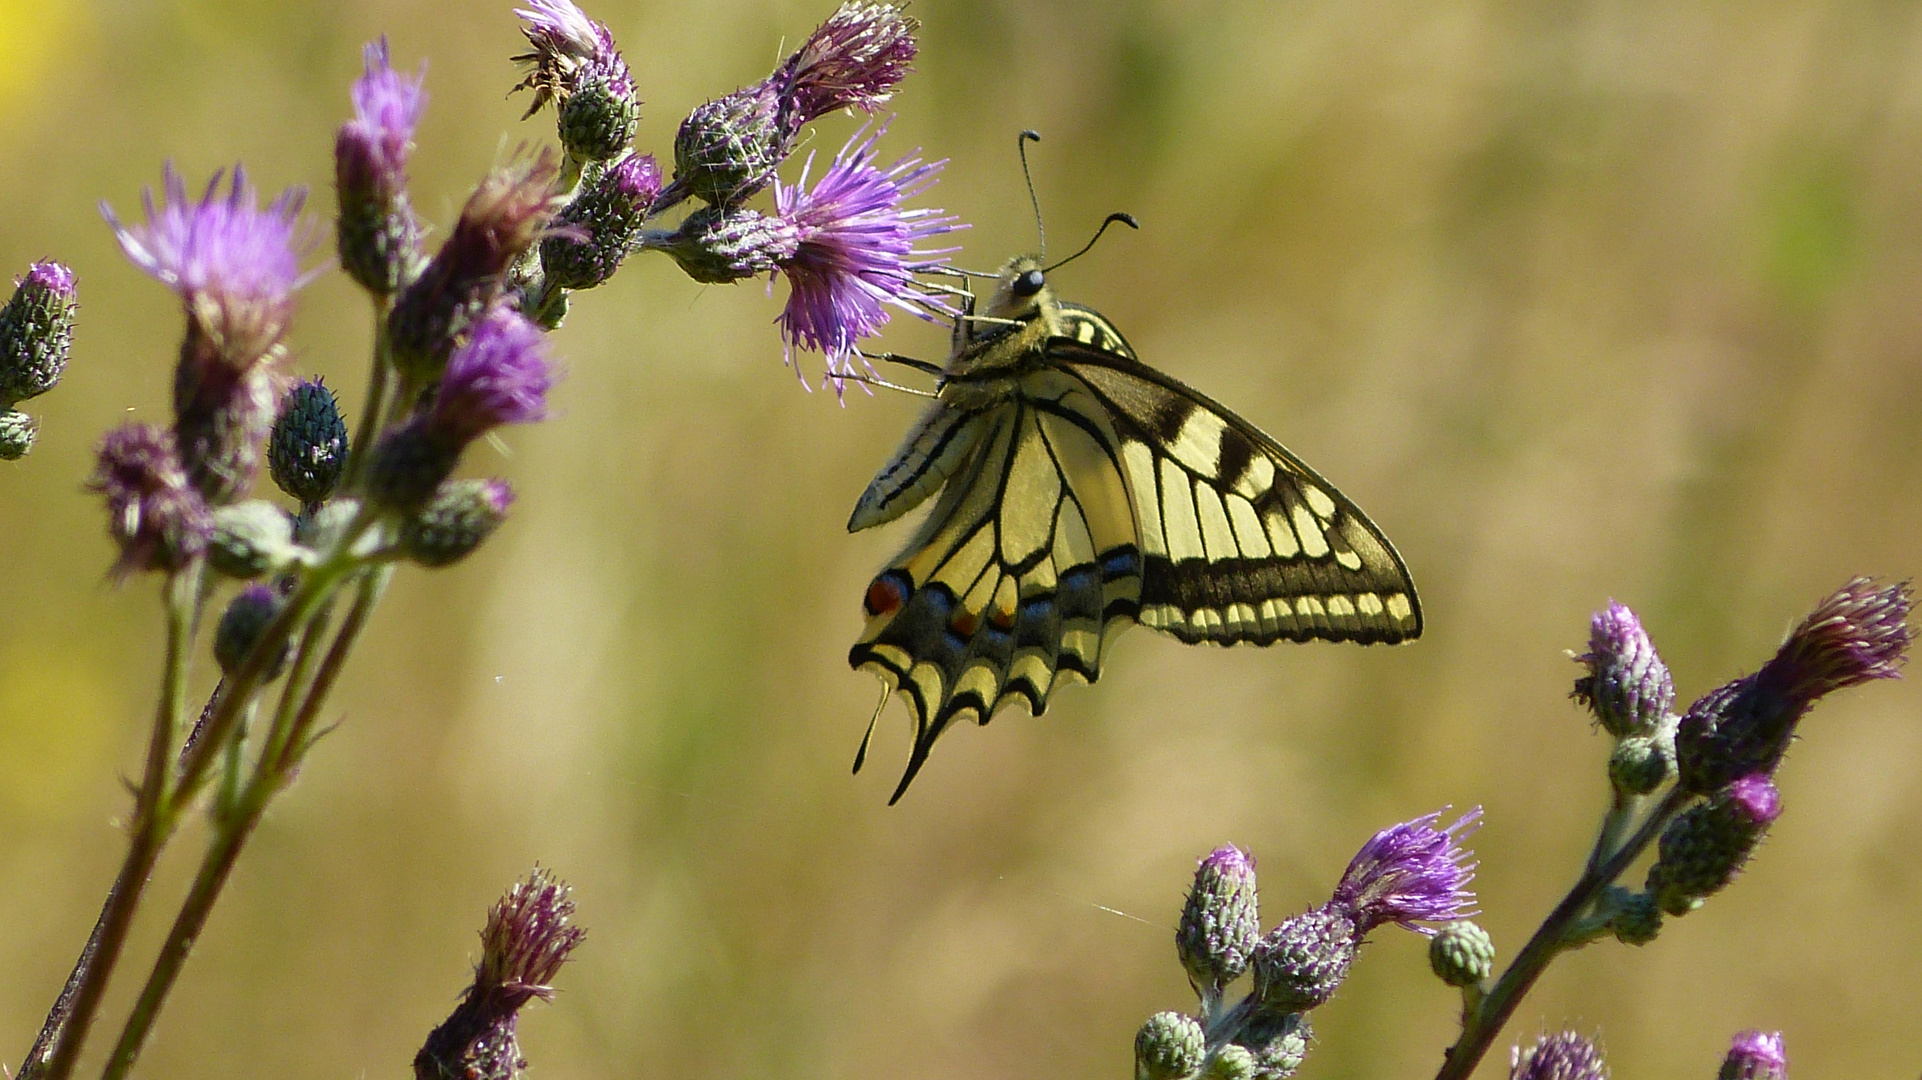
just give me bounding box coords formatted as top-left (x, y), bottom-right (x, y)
top-left (97, 567), bottom-right (390, 1080)
top-left (1434, 787), bottom-right (1690, 1080)
top-left (341, 298), bottom-right (394, 493)
top-left (28, 566), bottom-right (201, 1080)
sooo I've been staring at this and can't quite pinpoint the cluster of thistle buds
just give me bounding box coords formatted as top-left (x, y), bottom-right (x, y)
top-left (0, 260), bottom-right (78, 459)
top-left (1500, 1026), bottom-right (1789, 1079)
top-left (1571, 579), bottom-right (1910, 943)
top-left (1136, 809), bottom-right (1480, 1080)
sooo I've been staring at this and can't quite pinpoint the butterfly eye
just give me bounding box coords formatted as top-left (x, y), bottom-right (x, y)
top-left (1011, 269), bottom-right (1046, 298)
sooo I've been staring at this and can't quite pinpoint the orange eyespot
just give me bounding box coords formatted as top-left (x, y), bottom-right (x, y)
top-left (865, 573), bottom-right (909, 616)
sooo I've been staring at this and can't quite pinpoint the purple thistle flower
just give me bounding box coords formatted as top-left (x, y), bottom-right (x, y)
top-left (89, 423), bottom-right (213, 578)
top-left (1329, 807), bottom-right (1480, 934)
top-left (1572, 601), bottom-right (1673, 738)
top-left (428, 307), bottom-right (555, 443)
top-left (783, 2), bottom-right (919, 122)
top-left (104, 165), bottom-right (315, 361)
top-left (770, 125), bottom-right (961, 394)
top-left (338, 37), bottom-right (427, 295)
top-left (1510, 1031), bottom-right (1609, 1080)
top-left (516, 0), bottom-right (604, 64)
top-left (512, 0), bottom-right (633, 143)
top-left (1719, 1030), bottom-right (1787, 1080)
top-left (1677, 578), bottom-right (1911, 793)
top-left (414, 867), bottom-right (585, 1080)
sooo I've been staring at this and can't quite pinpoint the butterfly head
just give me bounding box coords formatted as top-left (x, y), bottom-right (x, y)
top-left (982, 255), bottom-right (1062, 331)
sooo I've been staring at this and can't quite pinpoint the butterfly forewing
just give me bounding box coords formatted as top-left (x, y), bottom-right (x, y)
top-left (848, 295), bottom-right (1418, 802)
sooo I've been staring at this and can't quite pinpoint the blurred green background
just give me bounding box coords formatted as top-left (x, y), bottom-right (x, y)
top-left (4, 0), bottom-right (1922, 1077)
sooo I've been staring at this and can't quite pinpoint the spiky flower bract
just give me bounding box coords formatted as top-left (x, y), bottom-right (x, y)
top-left (269, 378), bottom-right (348, 505)
top-left (1676, 578), bottom-right (1911, 793)
top-left (1719, 1031), bottom-right (1787, 1080)
top-left (1134, 1012), bottom-right (1204, 1080)
top-left (0, 259), bottom-right (79, 405)
top-left (337, 37), bottom-right (427, 295)
top-left (543, 153), bottom-right (661, 290)
top-left (769, 126), bottom-right (959, 394)
top-left (1177, 845), bottom-right (1261, 999)
top-left (400, 478), bottom-right (515, 567)
top-left (1647, 773), bottom-right (1782, 915)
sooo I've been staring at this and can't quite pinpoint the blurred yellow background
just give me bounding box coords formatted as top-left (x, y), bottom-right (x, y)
top-left (4, 1), bottom-right (1921, 1077)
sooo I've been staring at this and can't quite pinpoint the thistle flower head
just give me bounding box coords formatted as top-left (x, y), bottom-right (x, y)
top-left (428, 306), bottom-right (556, 444)
top-left (1510, 1031), bottom-right (1609, 1080)
top-left (105, 164), bottom-right (316, 367)
top-left (389, 150), bottom-right (560, 378)
top-left (268, 377), bottom-right (348, 505)
top-left (1134, 1012), bottom-right (1204, 1080)
top-left (1176, 845), bottom-right (1260, 995)
top-left (1329, 807), bottom-right (1480, 934)
top-left (770, 125), bottom-right (961, 393)
top-left (338, 38), bottom-right (427, 294)
top-left (1677, 578), bottom-right (1911, 793)
top-left (656, 205), bottom-right (800, 284)
top-left (401, 478), bottom-right (515, 568)
top-left (0, 409), bottom-right (34, 459)
top-left (1572, 601), bottom-right (1673, 738)
top-left (213, 582), bottom-right (289, 678)
top-left (513, 0), bottom-right (631, 126)
top-left (415, 867), bottom-right (585, 1080)
top-left (782, 2), bottom-right (919, 123)
top-left (1719, 1031), bottom-right (1787, 1080)
top-left (89, 423), bottom-right (213, 578)
top-left (543, 153), bottom-right (661, 290)
top-left (1250, 904), bottom-right (1357, 1013)
top-left (1648, 773), bottom-right (1781, 915)
top-left (0, 259), bottom-right (79, 406)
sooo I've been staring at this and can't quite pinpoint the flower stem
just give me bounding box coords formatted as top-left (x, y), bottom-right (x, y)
top-left (341, 299), bottom-right (394, 493)
top-left (97, 567), bottom-right (389, 1080)
top-left (26, 566), bottom-right (201, 1080)
top-left (1433, 787), bottom-right (1689, 1080)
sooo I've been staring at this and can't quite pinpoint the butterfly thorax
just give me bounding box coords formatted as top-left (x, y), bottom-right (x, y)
top-left (942, 255), bottom-right (1063, 384)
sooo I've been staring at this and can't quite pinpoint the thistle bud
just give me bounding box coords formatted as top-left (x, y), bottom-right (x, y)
top-left (1510, 1031), bottom-right (1609, 1080)
top-left (1718, 1031), bottom-right (1787, 1080)
top-left (416, 866), bottom-right (585, 1080)
top-left (1676, 578), bottom-right (1910, 794)
top-left (1608, 733), bottom-right (1673, 796)
top-left (557, 60), bottom-right (639, 163)
top-left (208, 500), bottom-right (302, 579)
top-left (1177, 846), bottom-right (1260, 999)
top-left (1202, 1045), bottom-right (1256, 1080)
top-left (1647, 774), bottom-right (1781, 916)
top-left (0, 408), bottom-right (35, 459)
top-left (337, 39), bottom-right (427, 296)
top-left (389, 152), bottom-right (559, 381)
top-left (1250, 906), bottom-right (1357, 1013)
top-left (214, 583), bottom-right (289, 678)
top-left (0, 260), bottom-right (78, 405)
top-left (1135, 1012), bottom-right (1204, 1080)
top-left (1238, 1012), bottom-right (1311, 1080)
top-left (672, 84), bottom-right (786, 206)
top-left (269, 378), bottom-right (348, 504)
top-left (1604, 886), bottom-right (1662, 946)
top-left (654, 205), bottom-right (799, 284)
top-left (1427, 920), bottom-right (1493, 987)
top-left (401, 479), bottom-right (514, 567)
top-left (90, 423), bottom-right (214, 578)
top-left (543, 153), bottom-right (660, 290)
top-left (1572, 601), bottom-right (1673, 738)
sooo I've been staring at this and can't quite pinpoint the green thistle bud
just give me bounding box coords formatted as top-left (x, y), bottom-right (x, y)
top-left (1203, 1046), bottom-right (1257, 1080)
top-left (654, 206), bottom-right (800, 285)
top-left (0, 261), bottom-right (77, 405)
top-left (672, 83), bottom-right (784, 206)
top-left (1647, 775), bottom-right (1780, 916)
top-left (269, 378), bottom-right (349, 504)
top-left (1238, 1012), bottom-right (1311, 1080)
top-left (1135, 1012), bottom-right (1204, 1080)
top-left (558, 65), bottom-right (639, 163)
top-left (214, 584), bottom-right (290, 678)
top-left (543, 153), bottom-right (660, 291)
top-left (1605, 886), bottom-right (1662, 946)
top-left (208, 500), bottom-right (302, 578)
top-left (400, 479), bottom-right (514, 567)
top-left (1608, 733), bottom-right (1673, 796)
top-left (1427, 920), bottom-right (1493, 987)
top-left (0, 408), bottom-right (36, 460)
top-left (1177, 846), bottom-right (1260, 1001)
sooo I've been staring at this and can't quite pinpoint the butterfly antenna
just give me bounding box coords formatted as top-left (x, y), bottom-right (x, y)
top-left (1043, 212), bottom-right (1139, 274)
top-left (1019, 129), bottom-right (1046, 260)
top-left (853, 683), bottom-right (890, 774)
